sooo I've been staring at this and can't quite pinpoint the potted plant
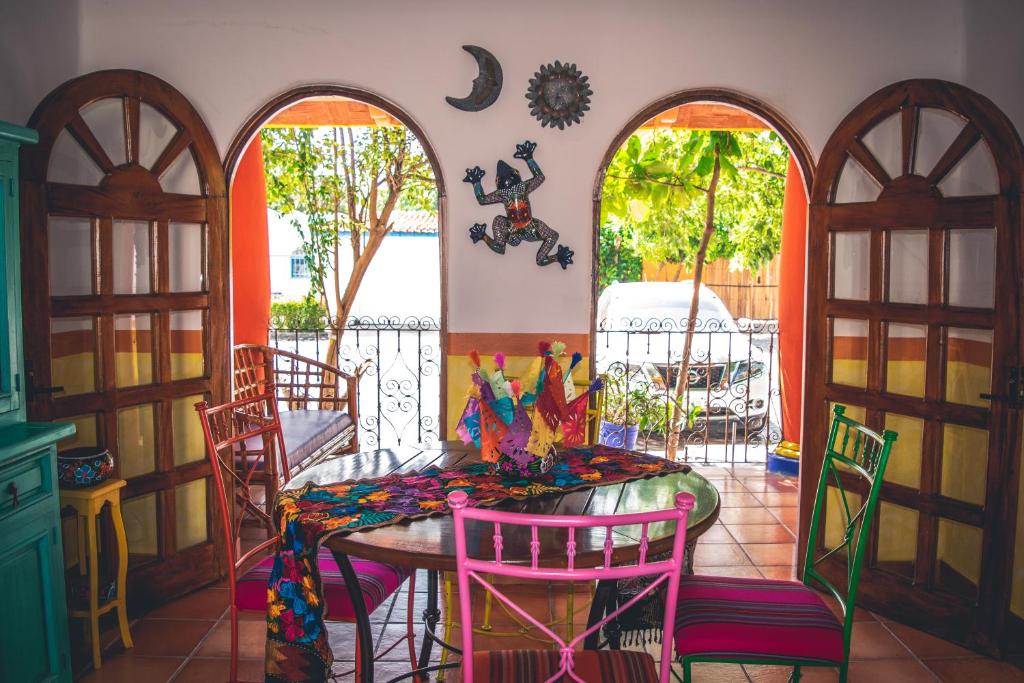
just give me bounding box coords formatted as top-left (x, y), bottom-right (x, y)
top-left (598, 376), bottom-right (667, 450)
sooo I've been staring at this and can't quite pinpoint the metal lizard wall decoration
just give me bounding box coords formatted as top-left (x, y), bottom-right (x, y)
top-left (464, 141), bottom-right (574, 269)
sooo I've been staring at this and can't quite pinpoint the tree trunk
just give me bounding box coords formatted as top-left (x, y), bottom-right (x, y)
top-left (666, 147), bottom-right (721, 461)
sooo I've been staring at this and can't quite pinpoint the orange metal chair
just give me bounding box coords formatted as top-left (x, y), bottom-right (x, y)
top-left (196, 392), bottom-right (416, 682)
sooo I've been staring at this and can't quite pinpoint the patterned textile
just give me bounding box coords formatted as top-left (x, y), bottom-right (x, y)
top-left (471, 649), bottom-right (658, 682)
top-left (673, 574), bottom-right (844, 664)
top-left (265, 445), bottom-right (688, 682)
top-left (237, 547), bottom-right (410, 619)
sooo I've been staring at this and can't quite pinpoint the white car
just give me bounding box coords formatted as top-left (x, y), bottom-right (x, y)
top-left (595, 281), bottom-right (770, 431)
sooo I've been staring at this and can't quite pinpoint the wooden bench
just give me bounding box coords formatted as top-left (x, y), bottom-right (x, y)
top-left (233, 344), bottom-right (359, 476)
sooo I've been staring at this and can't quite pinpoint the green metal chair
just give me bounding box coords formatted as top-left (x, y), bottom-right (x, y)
top-left (672, 404), bottom-right (897, 682)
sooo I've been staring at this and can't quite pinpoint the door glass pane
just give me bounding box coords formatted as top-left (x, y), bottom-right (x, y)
top-left (172, 394), bottom-right (206, 466)
top-left (831, 232), bottom-right (870, 300)
top-left (938, 140), bottom-right (999, 197)
top-left (171, 310), bottom-right (205, 380)
top-left (948, 228), bottom-right (995, 308)
top-left (831, 318), bottom-right (868, 388)
top-left (117, 403), bottom-right (156, 479)
top-left (833, 157), bottom-right (881, 204)
top-left (122, 493), bottom-right (158, 557)
top-left (175, 479), bottom-right (208, 550)
top-left (830, 402), bottom-right (866, 425)
top-left (944, 327), bottom-right (993, 408)
top-left (112, 220), bottom-right (151, 294)
top-left (877, 502), bottom-right (918, 579)
top-left (114, 314), bottom-right (153, 387)
top-left (50, 317), bottom-right (96, 396)
top-left (913, 108), bottom-right (965, 178)
top-left (160, 150), bottom-right (201, 195)
top-left (936, 519), bottom-right (982, 599)
top-left (47, 129), bottom-right (104, 185)
top-left (48, 217), bottom-right (94, 296)
top-left (883, 413), bottom-right (923, 490)
top-left (885, 323), bottom-right (926, 397)
top-left (941, 424), bottom-right (988, 506)
top-left (886, 229), bottom-right (928, 304)
top-left (137, 103), bottom-right (177, 170)
top-left (57, 413), bottom-right (99, 452)
top-left (861, 112), bottom-right (901, 180)
top-left (169, 222), bottom-right (205, 292)
top-left (78, 98), bottom-right (127, 167)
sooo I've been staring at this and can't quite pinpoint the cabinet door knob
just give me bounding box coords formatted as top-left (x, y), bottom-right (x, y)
top-left (6, 482), bottom-right (18, 508)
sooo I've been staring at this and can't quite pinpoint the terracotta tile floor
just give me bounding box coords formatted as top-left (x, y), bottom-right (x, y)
top-left (78, 465), bottom-right (1024, 682)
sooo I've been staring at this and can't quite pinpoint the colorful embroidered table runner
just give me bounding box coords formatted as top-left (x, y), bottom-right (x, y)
top-left (264, 445), bottom-right (689, 682)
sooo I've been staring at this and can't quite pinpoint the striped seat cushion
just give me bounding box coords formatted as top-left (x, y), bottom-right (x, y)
top-left (471, 649), bottom-right (658, 682)
top-left (235, 547), bottom-right (410, 620)
top-left (674, 574), bottom-right (844, 664)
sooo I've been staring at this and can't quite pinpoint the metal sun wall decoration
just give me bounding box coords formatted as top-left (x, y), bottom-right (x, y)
top-left (445, 45), bottom-right (503, 112)
top-left (526, 61), bottom-right (592, 129)
top-left (464, 140), bottom-right (574, 269)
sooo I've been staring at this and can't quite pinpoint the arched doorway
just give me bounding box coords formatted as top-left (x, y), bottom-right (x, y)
top-left (591, 89), bottom-right (814, 466)
top-left (224, 86), bottom-right (448, 447)
top-left (804, 79), bottom-right (1023, 653)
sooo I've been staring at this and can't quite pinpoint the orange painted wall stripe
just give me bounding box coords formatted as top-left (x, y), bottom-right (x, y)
top-left (448, 332), bottom-right (589, 357)
top-left (51, 330), bottom-right (203, 357)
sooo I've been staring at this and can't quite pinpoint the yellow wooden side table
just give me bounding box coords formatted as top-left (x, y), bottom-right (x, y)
top-left (60, 478), bottom-right (133, 670)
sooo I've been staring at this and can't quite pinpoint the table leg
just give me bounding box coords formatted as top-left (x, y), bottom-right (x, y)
top-left (417, 570), bottom-right (441, 682)
top-left (583, 579), bottom-right (616, 650)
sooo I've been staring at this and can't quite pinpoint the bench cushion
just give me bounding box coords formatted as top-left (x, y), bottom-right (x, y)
top-left (279, 410), bottom-right (354, 469)
top-left (471, 649), bottom-right (658, 682)
top-left (673, 574), bottom-right (844, 665)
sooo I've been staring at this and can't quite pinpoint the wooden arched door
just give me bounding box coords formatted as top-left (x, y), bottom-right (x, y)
top-left (20, 70), bottom-right (228, 607)
top-left (802, 79), bottom-right (1023, 653)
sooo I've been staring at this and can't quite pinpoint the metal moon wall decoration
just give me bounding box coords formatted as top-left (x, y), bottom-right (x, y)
top-left (526, 61), bottom-right (592, 129)
top-left (446, 45), bottom-right (503, 112)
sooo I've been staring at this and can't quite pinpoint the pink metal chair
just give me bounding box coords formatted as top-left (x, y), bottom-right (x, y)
top-left (449, 489), bottom-right (695, 683)
top-left (196, 392), bottom-right (416, 683)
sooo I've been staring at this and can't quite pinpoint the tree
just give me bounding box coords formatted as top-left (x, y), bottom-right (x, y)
top-left (600, 128), bottom-right (788, 460)
top-left (261, 124), bottom-right (436, 357)
top-left (600, 128), bottom-right (788, 287)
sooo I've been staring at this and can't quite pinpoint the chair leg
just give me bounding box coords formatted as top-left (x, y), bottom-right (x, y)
top-left (437, 572), bottom-right (455, 681)
top-left (789, 665), bottom-right (802, 682)
top-left (838, 663), bottom-right (848, 683)
top-left (682, 658), bottom-right (692, 683)
top-left (229, 605), bottom-right (239, 683)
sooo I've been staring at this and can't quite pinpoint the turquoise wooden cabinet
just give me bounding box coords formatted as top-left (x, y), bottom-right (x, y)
top-left (0, 121), bottom-right (75, 683)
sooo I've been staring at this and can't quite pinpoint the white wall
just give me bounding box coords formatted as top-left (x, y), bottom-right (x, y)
top-left (3, 0), bottom-right (1021, 335)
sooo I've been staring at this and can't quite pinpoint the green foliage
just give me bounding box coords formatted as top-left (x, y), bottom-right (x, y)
top-left (270, 296), bottom-right (328, 331)
top-left (603, 374), bottom-right (703, 433)
top-left (597, 221), bottom-right (643, 290)
top-left (600, 128), bottom-right (788, 286)
top-left (261, 125), bottom-right (436, 321)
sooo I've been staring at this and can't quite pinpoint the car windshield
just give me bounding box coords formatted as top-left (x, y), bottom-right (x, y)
top-left (597, 281), bottom-right (739, 331)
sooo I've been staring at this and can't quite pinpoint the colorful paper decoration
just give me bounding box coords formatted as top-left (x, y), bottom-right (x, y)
top-left (456, 342), bottom-right (603, 476)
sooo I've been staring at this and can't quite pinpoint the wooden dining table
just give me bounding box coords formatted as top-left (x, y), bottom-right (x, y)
top-left (283, 442), bottom-right (721, 681)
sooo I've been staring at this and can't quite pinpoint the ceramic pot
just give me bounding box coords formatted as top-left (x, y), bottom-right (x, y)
top-left (598, 420), bottom-right (639, 451)
top-left (57, 447), bottom-right (114, 488)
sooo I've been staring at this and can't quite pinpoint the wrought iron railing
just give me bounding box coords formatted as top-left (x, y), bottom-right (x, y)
top-left (268, 316), bottom-right (441, 449)
top-left (267, 315), bottom-right (782, 464)
top-left (595, 317), bottom-right (781, 464)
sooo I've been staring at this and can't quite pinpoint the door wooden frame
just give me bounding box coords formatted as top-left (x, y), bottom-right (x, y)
top-left (802, 78), bottom-right (1024, 654)
top-left (21, 69), bottom-right (229, 608)
top-left (222, 84), bottom-right (450, 437)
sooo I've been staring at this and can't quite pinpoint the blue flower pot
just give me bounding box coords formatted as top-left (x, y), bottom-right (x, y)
top-left (598, 420), bottom-right (639, 451)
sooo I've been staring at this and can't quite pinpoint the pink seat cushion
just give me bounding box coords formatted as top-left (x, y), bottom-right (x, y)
top-left (674, 575), bottom-right (844, 664)
top-left (235, 547), bottom-right (410, 621)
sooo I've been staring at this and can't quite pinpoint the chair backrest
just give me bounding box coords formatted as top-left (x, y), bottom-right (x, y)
top-left (195, 392), bottom-right (289, 592)
top-left (802, 404), bottom-right (897, 662)
top-left (449, 489), bottom-right (694, 683)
